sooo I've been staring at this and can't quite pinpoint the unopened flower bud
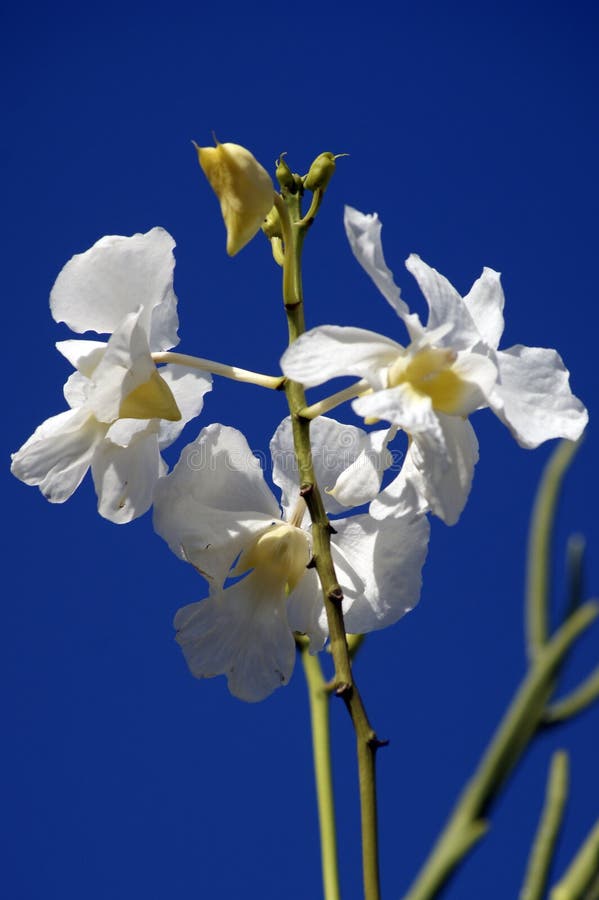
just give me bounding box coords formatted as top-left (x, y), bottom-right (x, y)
top-left (194, 139), bottom-right (275, 256)
top-left (275, 153), bottom-right (296, 192)
top-left (304, 151), bottom-right (337, 192)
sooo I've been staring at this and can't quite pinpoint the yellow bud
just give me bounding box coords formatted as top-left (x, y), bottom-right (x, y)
top-left (119, 370), bottom-right (181, 422)
top-left (195, 139), bottom-right (274, 256)
top-left (304, 151), bottom-right (337, 192)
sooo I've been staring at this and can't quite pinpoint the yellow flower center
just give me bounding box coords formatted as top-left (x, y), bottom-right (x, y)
top-left (119, 370), bottom-right (181, 421)
top-left (387, 346), bottom-right (465, 414)
top-left (237, 524), bottom-right (311, 593)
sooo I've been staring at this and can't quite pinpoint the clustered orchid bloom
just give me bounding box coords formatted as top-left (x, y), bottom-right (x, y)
top-left (153, 420), bottom-right (428, 701)
top-left (281, 207), bottom-right (588, 525)
top-left (11, 227), bottom-right (212, 523)
top-left (10, 142), bottom-right (588, 705)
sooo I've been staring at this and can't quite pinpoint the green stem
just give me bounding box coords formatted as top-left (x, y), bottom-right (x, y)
top-left (550, 818), bottom-right (599, 900)
top-left (299, 639), bottom-right (341, 900)
top-left (151, 351), bottom-right (284, 390)
top-left (276, 187), bottom-right (383, 900)
top-left (526, 439), bottom-right (582, 661)
top-left (403, 602), bottom-right (599, 900)
top-left (543, 663), bottom-right (599, 725)
top-left (519, 751), bottom-right (569, 900)
top-left (584, 871), bottom-right (599, 900)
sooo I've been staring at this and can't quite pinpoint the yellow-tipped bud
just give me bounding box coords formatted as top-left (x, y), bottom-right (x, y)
top-left (194, 139), bottom-right (275, 256)
top-left (304, 151), bottom-right (337, 192)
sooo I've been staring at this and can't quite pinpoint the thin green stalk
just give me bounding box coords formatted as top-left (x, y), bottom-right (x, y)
top-left (543, 665), bottom-right (599, 725)
top-left (275, 186), bottom-right (383, 900)
top-left (550, 818), bottom-right (599, 900)
top-left (519, 751), bottom-right (569, 900)
top-left (299, 639), bottom-right (341, 900)
top-left (584, 871), bottom-right (599, 900)
top-left (526, 439), bottom-right (582, 661)
top-left (403, 602), bottom-right (599, 900)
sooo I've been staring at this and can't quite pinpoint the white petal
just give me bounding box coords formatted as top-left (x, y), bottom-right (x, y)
top-left (88, 309), bottom-right (155, 422)
top-left (105, 418), bottom-right (158, 448)
top-left (372, 415), bottom-right (479, 526)
top-left (174, 572), bottom-right (296, 702)
top-left (11, 408), bottom-right (105, 503)
top-left (286, 568), bottom-right (328, 652)
top-left (156, 365), bottom-right (213, 449)
top-left (328, 426), bottom-right (397, 507)
top-left (160, 424), bottom-right (280, 518)
top-left (490, 345), bottom-right (588, 448)
top-left (63, 371), bottom-right (91, 408)
top-left (463, 267), bottom-right (505, 350)
top-left (332, 513), bottom-right (430, 633)
top-left (91, 432), bottom-right (162, 523)
top-left (270, 415), bottom-right (391, 519)
top-left (280, 326), bottom-right (403, 390)
top-left (368, 457), bottom-right (429, 521)
top-left (50, 227), bottom-right (179, 349)
top-left (353, 383), bottom-right (440, 436)
top-left (344, 207), bottom-right (423, 339)
top-left (450, 350), bottom-right (498, 414)
top-left (405, 255), bottom-right (482, 351)
top-left (56, 339), bottom-right (106, 375)
top-left (153, 424), bottom-right (281, 584)
top-left (269, 416), bottom-right (302, 520)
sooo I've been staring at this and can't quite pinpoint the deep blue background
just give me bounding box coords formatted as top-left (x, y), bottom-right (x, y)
top-left (2, 1), bottom-right (598, 897)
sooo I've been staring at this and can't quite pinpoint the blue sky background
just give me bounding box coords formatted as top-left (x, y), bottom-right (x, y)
top-left (2, 1), bottom-right (598, 897)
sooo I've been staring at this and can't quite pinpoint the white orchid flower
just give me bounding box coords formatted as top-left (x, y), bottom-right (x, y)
top-left (153, 420), bottom-right (429, 702)
top-left (280, 207), bottom-right (588, 525)
top-left (11, 228), bottom-right (212, 523)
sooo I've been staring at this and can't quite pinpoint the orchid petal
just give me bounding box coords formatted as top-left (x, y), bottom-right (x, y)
top-left (332, 513), bottom-right (429, 632)
top-left (406, 254), bottom-right (481, 351)
top-left (63, 371), bottom-right (91, 408)
top-left (11, 409), bottom-right (104, 503)
top-left (463, 267), bottom-right (505, 350)
top-left (371, 414), bottom-right (479, 525)
top-left (174, 572), bottom-right (296, 702)
top-left (344, 206), bottom-right (423, 339)
top-left (91, 432), bottom-right (162, 524)
top-left (327, 426), bottom-right (397, 508)
top-left (50, 227), bottom-right (179, 350)
top-left (280, 326), bottom-right (403, 390)
top-left (287, 568), bottom-right (328, 652)
top-left (353, 383), bottom-right (440, 436)
top-left (490, 345), bottom-right (588, 448)
top-left (56, 339), bottom-right (106, 376)
top-left (450, 350), bottom-right (498, 414)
